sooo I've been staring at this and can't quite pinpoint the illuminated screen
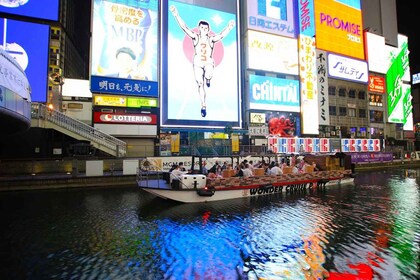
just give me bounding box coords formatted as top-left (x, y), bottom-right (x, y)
top-left (247, 30), bottom-right (298, 75)
top-left (386, 39), bottom-right (412, 125)
top-left (249, 75), bottom-right (300, 112)
top-left (246, 0), bottom-right (295, 38)
top-left (90, 0), bottom-right (158, 96)
top-left (314, 0), bottom-right (364, 59)
top-left (0, 0), bottom-right (59, 21)
top-left (162, 0), bottom-right (240, 128)
top-left (267, 112), bottom-right (301, 137)
top-left (0, 18), bottom-right (49, 102)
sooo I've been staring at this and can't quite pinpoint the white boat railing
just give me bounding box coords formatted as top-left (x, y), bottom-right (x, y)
top-left (31, 103), bottom-right (126, 157)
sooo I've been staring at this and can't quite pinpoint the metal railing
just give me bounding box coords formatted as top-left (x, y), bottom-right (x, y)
top-left (31, 103), bottom-right (126, 157)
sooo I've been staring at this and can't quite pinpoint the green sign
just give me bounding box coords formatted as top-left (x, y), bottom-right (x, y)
top-left (127, 97), bottom-right (158, 108)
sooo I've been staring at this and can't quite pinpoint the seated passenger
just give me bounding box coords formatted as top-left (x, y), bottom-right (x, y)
top-left (170, 165), bottom-right (187, 184)
top-left (269, 162), bottom-right (283, 175)
top-left (242, 163), bottom-right (253, 178)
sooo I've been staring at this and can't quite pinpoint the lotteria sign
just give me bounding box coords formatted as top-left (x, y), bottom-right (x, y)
top-left (249, 74), bottom-right (300, 112)
top-left (93, 112), bottom-right (157, 124)
top-left (314, 0), bottom-right (364, 59)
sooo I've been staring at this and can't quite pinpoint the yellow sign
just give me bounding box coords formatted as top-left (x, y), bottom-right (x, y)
top-left (231, 134), bottom-right (239, 152)
top-left (315, 0), bottom-right (364, 59)
top-left (94, 95), bottom-right (126, 107)
top-left (250, 112), bottom-right (266, 124)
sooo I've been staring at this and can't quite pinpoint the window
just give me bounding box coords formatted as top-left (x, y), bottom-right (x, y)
top-left (348, 89), bottom-right (356, 98)
top-left (328, 86), bottom-right (336, 96)
top-left (339, 107), bottom-right (347, 116)
top-left (358, 90), bottom-right (366, 100)
top-left (358, 109), bottom-right (366, 118)
top-left (348, 108), bottom-right (356, 117)
top-left (329, 106), bottom-right (337, 116)
top-left (370, 110), bottom-right (383, 122)
top-left (338, 88), bottom-right (346, 97)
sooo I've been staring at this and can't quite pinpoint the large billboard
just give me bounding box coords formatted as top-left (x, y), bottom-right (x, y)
top-left (247, 30), bottom-right (298, 75)
top-left (246, 0), bottom-right (295, 38)
top-left (161, 0), bottom-right (240, 128)
top-left (386, 36), bottom-right (412, 127)
top-left (0, 18), bottom-right (49, 102)
top-left (90, 0), bottom-right (158, 97)
top-left (0, 0), bottom-right (59, 21)
top-left (249, 75), bottom-right (300, 112)
top-left (314, 0), bottom-right (364, 60)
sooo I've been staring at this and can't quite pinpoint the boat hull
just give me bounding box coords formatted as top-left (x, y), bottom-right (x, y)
top-left (138, 176), bottom-right (354, 203)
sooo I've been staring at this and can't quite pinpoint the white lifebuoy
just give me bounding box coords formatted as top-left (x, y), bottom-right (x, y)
top-left (411, 152), bottom-right (416, 159)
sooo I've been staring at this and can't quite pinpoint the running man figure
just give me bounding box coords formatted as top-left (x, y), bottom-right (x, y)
top-left (170, 5), bottom-right (235, 117)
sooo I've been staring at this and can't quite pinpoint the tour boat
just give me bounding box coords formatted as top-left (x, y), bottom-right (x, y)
top-left (136, 154), bottom-right (355, 203)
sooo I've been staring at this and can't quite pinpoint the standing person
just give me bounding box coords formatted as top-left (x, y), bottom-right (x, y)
top-left (169, 5), bottom-right (235, 117)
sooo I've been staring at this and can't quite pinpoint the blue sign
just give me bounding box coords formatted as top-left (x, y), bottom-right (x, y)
top-left (0, 0), bottom-right (59, 21)
top-left (249, 75), bottom-right (300, 112)
top-left (341, 139), bottom-right (350, 152)
top-left (278, 138), bottom-right (287, 153)
top-left (313, 138), bottom-right (320, 152)
top-left (0, 18), bottom-right (49, 102)
top-left (90, 76), bottom-right (158, 98)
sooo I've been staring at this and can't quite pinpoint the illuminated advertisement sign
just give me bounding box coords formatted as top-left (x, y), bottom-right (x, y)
top-left (299, 35), bottom-right (318, 134)
top-left (127, 96), bottom-right (158, 108)
top-left (90, 0), bottom-right (158, 96)
top-left (314, 0), bottom-right (364, 60)
top-left (316, 50), bottom-right (329, 126)
top-left (327, 53), bottom-right (368, 83)
top-left (0, 0), bottom-right (59, 21)
top-left (368, 76), bottom-right (385, 93)
top-left (267, 112), bottom-right (301, 137)
top-left (250, 112), bottom-right (266, 124)
top-left (412, 73), bottom-right (420, 85)
top-left (247, 30), bottom-right (298, 75)
top-left (0, 18), bottom-right (49, 102)
top-left (249, 75), bottom-right (300, 112)
top-left (94, 95), bottom-right (127, 107)
top-left (386, 39), bottom-right (412, 125)
top-left (93, 112), bottom-right (157, 124)
top-left (297, 0), bottom-right (315, 37)
top-left (162, 0), bottom-right (240, 128)
top-left (246, 0), bottom-right (295, 38)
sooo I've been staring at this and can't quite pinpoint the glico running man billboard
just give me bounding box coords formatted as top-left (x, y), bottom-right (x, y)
top-left (161, 0), bottom-right (240, 129)
top-left (90, 0), bottom-right (158, 97)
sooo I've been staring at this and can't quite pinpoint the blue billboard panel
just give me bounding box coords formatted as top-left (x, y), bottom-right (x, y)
top-left (0, 0), bottom-right (59, 21)
top-left (249, 75), bottom-right (300, 112)
top-left (90, 76), bottom-right (158, 98)
top-left (161, 0), bottom-right (240, 128)
top-left (90, 0), bottom-right (159, 95)
top-left (0, 18), bottom-right (49, 102)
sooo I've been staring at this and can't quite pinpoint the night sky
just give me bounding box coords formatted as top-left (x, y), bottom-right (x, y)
top-left (396, 2), bottom-right (419, 75)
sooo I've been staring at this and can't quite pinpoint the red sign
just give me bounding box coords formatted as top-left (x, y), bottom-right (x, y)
top-left (287, 138), bottom-right (296, 153)
top-left (361, 139), bottom-right (368, 152)
top-left (304, 138), bottom-right (313, 153)
top-left (93, 112), bottom-right (157, 124)
top-left (373, 139), bottom-right (381, 151)
top-left (320, 138), bottom-right (330, 152)
top-left (368, 76), bottom-right (385, 93)
top-left (349, 139), bottom-right (356, 152)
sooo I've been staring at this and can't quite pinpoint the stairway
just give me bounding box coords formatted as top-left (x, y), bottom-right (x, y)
top-left (30, 103), bottom-right (126, 157)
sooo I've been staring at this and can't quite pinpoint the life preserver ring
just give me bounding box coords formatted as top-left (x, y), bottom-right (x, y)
top-left (411, 152), bottom-right (416, 159)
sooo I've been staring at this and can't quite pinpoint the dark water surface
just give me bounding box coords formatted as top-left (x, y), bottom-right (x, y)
top-left (0, 168), bottom-right (419, 279)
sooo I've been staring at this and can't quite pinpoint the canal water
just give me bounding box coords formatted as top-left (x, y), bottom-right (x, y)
top-left (0, 168), bottom-right (419, 280)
